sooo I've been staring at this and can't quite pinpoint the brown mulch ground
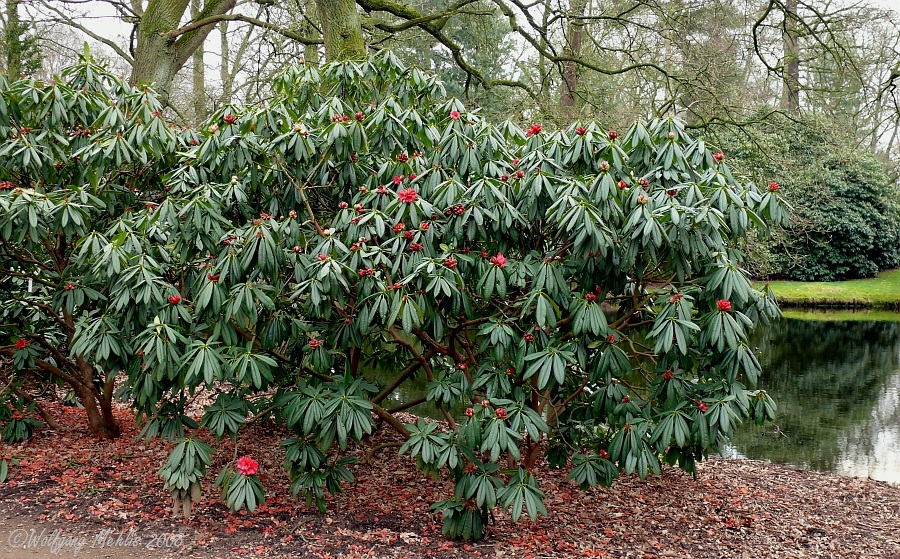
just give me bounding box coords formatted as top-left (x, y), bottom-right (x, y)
top-left (1, 403), bottom-right (899, 559)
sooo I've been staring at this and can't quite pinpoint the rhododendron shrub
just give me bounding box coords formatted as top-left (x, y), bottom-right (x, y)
top-left (0, 51), bottom-right (786, 540)
top-left (0, 48), bottom-right (185, 440)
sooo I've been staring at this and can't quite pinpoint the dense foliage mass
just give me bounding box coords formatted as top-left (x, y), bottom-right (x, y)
top-left (719, 116), bottom-right (900, 281)
top-left (0, 51), bottom-right (786, 540)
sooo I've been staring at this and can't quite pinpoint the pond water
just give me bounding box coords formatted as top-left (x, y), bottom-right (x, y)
top-left (726, 312), bottom-right (900, 483)
top-left (370, 312), bottom-right (900, 484)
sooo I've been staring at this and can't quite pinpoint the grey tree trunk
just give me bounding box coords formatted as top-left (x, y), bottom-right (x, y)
top-left (560, 0), bottom-right (588, 115)
top-left (781, 0), bottom-right (800, 112)
top-left (190, 0), bottom-right (207, 122)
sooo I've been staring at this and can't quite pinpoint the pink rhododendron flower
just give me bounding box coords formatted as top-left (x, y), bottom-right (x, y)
top-left (398, 188), bottom-right (418, 203)
top-left (236, 456), bottom-right (259, 476)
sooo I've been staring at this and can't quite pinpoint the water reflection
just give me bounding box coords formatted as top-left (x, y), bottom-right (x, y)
top-left (728, 316), bottom-right (900, 483)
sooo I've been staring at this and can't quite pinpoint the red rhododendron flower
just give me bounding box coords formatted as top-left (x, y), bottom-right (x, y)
top-left (608, 130), bottom-right (618, 140)
top-left (575, 126), bottom-right (587, 136)
top-left (495, 408), bottom-right (507, 420)
top-left (669, 293), bottom-right (684, 304)
top-left (338, 201), bottom-right (348, 209)
top-left (397, 153), bottom-right (408, 162)
top-left (398, 188), bottom-right (418, 203)
top-left (511, 158), bottom-right (519, 165)
top-left (697, 401), bottom-right (709, 413)
top-left (524, 333), bottom-right (534, 343)
top-left (223, 113), bottom-right (237, 124)
top-left (444, 257), bottom-right (458, 268)
top-left (207, 273), bottom-right (220, 282)
top-left (236, 456), bottom-right (259, 476)
top-left (308, 339), bottom-right (323, 349)
top-left (526, 124), bottom-right (542, 136)
top-left (490, 252), bottom-right (507, 268)
top-left (514, 170), bottom-right (525, 179)
top-left (500, 174), bottom-right (509, 182)
top-left (667, 189), bottom-right (677, 196)
top-left (599, 161), bottom-right (610, 172)
top-left (618, 180), bottom-right (627, 190)
top-left (354, 112), bottom-right (365, 121)
top-left (507, 367), bottom-right (515, 375)
top-left (393, 223), bottom-right (406, 233)
top-left (585, 293), bottom-right (597, 302)
top-left (403, 230), bottom-right (415, 240)
top-left (768, 182), bottom-right (780, 192)
top-left (450, 110), bottom-right (460, 121)
top-left (465, 408), bottom-right (475, 417)
top-left (289, 210), bottom-right (297, 218)
top-left (419, 222), bottom-right (429, 231)
top-left (168, 295), bottom-right (181, 304)
top-left (409, 242), bottom-right (423, 252)
top-left (717, 299), bottom-right (732, 312)
top-left (64, 282), bottom-right (76, 291)
top-left (621, 395), bottom-right (631, 403)
top-left (713, 151), bottom-right (724, 162)
top-left (663, 369), bottom-right (674, 379)
top-left (317, 254), bottom-right (328, 261)
top-left (599, 449), bottom-right (610, 460)
top-left (11, 411), bottom-right (24, 421)
top-left (638, 194), bottom-right (648, 205)
top-left (607, 334), bottom-right (616, 343)
top-left (354, 203), bottom-right (364, 212)
top-left (393, 175), bottom-right (404, 185)
top-left (15, 339), bottom-right (28, 350)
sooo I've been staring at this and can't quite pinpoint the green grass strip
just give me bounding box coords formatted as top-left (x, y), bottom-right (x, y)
top-left (756, 269), bottom-right (900, 310)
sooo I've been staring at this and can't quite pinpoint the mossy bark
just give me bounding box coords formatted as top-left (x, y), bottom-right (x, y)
top-left (316, 0), bottom-right (366, 62)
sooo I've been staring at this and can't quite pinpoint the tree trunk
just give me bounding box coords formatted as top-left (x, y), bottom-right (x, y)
top-left (781, 0), bottom-right (800, 112)
top-left (190, 0), bottom-right (207, 122)
top-left (131, 0), bottom-right (236, 103)
top-left (4, 0), bottom-right (21, 79)
top-left (316, 0), bottom-right (365, 62)
top-left (560, 0), bottom-right (588, 115)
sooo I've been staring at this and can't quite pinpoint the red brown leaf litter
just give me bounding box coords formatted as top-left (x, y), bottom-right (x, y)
top-left (1, 402), bottom-right (898, 559)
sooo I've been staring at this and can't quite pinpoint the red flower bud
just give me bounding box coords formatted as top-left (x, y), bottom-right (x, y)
top-left (524, 333), bottom-right (534, 343)
top-left (354, 112), bottom-right (365, 121)
top-left (608, 130), bottom-right (618, 140)
top-left (168, 295), bottom-right (181, 304)
top-left (768, 182), bottom-right (780, 192)
top-left (308, 338), bottom-right (323, 349)
top-left (713, 151), bottom-right (724, 162)
top-left (450, 110), bottom-right (460, 121)
top-left (717, 299), bottom-right (732, 312)
top-left (15, 339), bottom-right (28, 350)
top-left (495, 408), bottom-right (507, 420)
top-left (465, 407), bottom-right (475, 417)
top-left (575, 126), bottom-right (587, 136)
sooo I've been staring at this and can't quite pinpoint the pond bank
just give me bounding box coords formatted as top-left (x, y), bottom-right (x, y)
top-left (760, 269), bottom-right (900, 310)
